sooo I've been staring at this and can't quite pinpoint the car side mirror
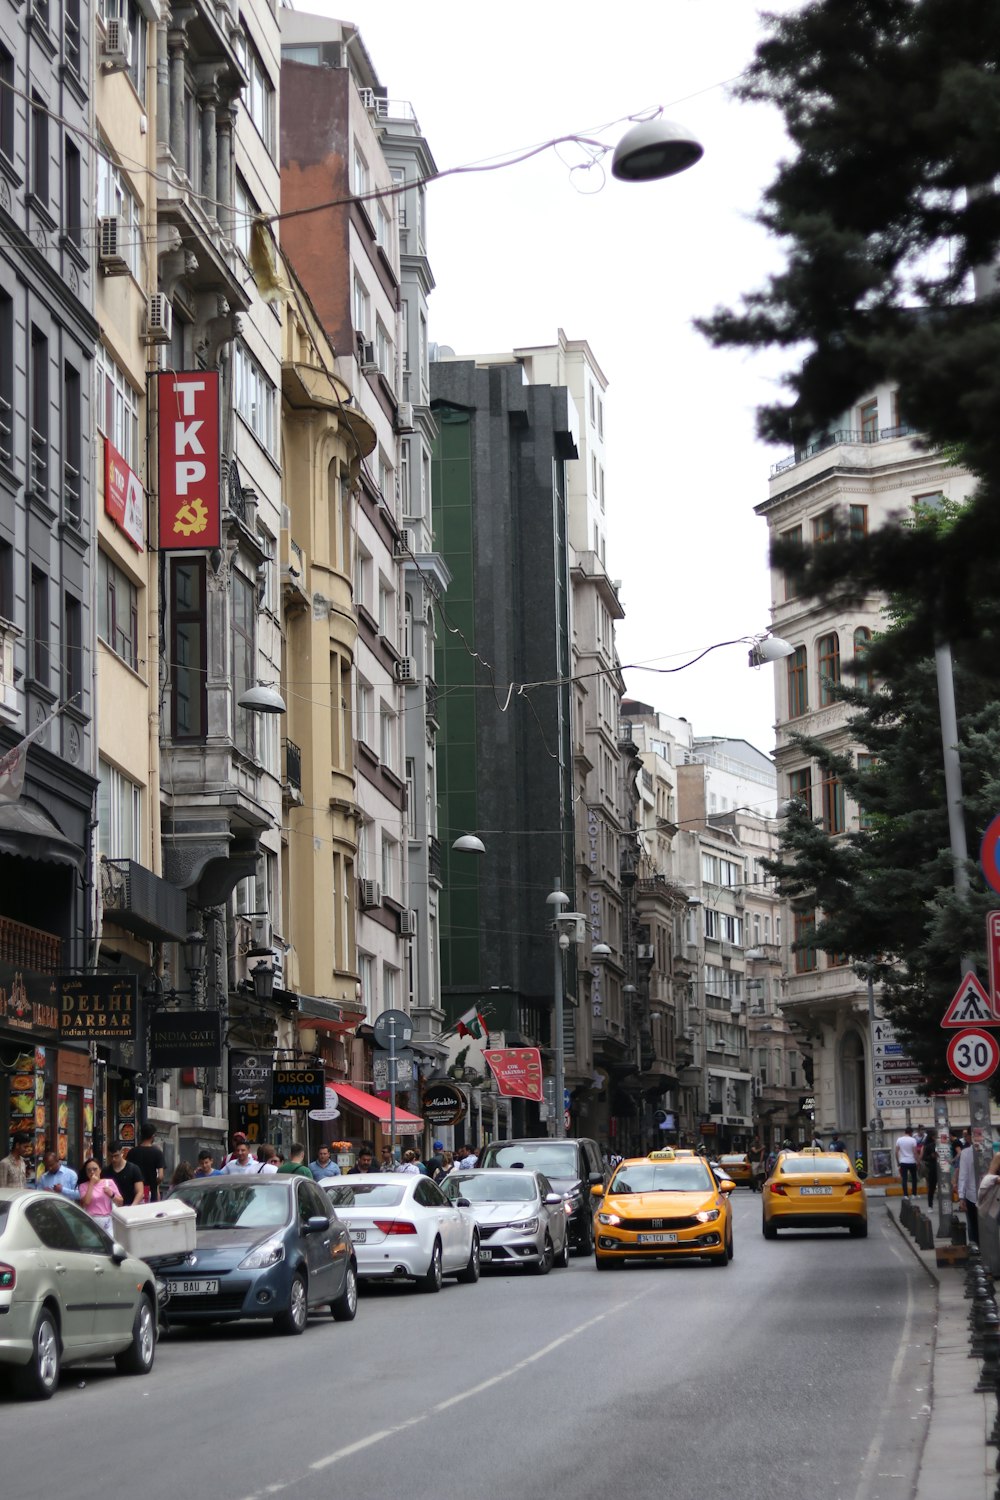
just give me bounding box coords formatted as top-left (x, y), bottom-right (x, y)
top-left (588, 1172), bottom-right (603, 1185)
top-left (110, 1242), bottom-right (128, 1264)
top-left (590, 1184), bottom-right (604, 1198)
top-left (456, 1197), bottom-right (472, 1208)
top-left (544, 1192), bottom-right (563, 1205)
top-left (304, 1215), bottom-right (331, 1233)
top-left (719, 1180), bottom-right (735, 1194)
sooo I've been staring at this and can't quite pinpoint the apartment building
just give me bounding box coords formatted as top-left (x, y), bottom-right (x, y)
top-left (757, 385), bottom-right (976, 1158)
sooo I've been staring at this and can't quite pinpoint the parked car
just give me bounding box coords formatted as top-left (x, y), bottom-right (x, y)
top-left (475, 1138), bottom-right (607, 1256)
top-left (150, 1175), bottom-right (357, 1332)
top-left (440, 1169), bottom-right (569, 1273)
top-left (0, 1188), bottom-right (157, 1399)
top-left (321, 1173), bottom-right (480, 1291)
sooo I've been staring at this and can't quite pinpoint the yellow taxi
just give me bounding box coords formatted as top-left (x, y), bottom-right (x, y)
top-left (717, 1153), bottom-right (753, 1187)
top-left (761, 1148), bottom-right (868, 1239)
top-left (591, 1148), bottom-right (735, 1268)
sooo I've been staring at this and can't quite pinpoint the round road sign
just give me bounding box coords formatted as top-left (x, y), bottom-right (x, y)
top-left (981, 814), bottom-right (1000, 894)
top-left (946, 1027), bottom-right (1000, 1084)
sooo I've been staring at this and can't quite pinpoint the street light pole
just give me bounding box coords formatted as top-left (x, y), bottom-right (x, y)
top-left (547, 880), bottom-right (570, 1142)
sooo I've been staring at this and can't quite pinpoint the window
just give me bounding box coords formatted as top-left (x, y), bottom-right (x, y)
top-left (0, 46), bottom-right (13, 162)
top-left (378, 579), bottom-right (394, 639)
top-left (236, 32), bottom-right (274, 152)
top-left (352, 143), bottom-right (370, 199)
top-left (821, 772), bottom-right (845, 834)
top-left (792, 909), bottom-right (818, 973)
top-left (598, 396), bottom-right (604, 438)
top-left (98, 758), bottom-right (141, 861)
top-left (787, 766), bottom-right (812, 817)
top-left (97, 551), bottom-right (139, 670)
top-left (234, 342), bottom-right (277, 455)
top-left (382, 962), bottom-right (398, 1009)
top-left (30, 327), bottom-right (49, 498)
top-left (170, 558), bottom-right (206, 739)
top-left (380, 833), bottom-right (396, 899)
top-left (95, 345), bottom-right (140, 468)
top-left (856, 752), bottom-right (876, 830)
top-left (375, 321), bottom-right (392, 381)
top-left (356, 677), bottom-right (372, 748)
top-left (786, 646), bottom-right (808, 718)
top-left (353, 276), bottom-right (370, 338)
top-left (96, 152), bottom-right (142, 278)
top-left (63, 362), bottom-right (81, 525)
top-left (64, 0), bottom-right (82, 75)
top-left (358, 953), bottom-right (374, 1021)
top-left (589, 384), bottom-right (595, 425)
top-left (859, 398), bottom-right (878, 440)
top-left (391, 166), bottom-right (407, 225)
top-left (817, 632), bottom-right (840, 706)
top-left (63, 138), bottom-right (82, 249)
top-left (405, 758), bottom-right (416, 839)
top-left (97, 0), bottom-right (146, 100)
top-left (30, 568), bottom-right (49, 685)
top-left (30, 91), bottom-right (48, 204)
top-left (232, 570), bottom-right (255, 758)
top-left (780, 524), bottom-right (802, 601)
top-left (234, 175), bottom-right (258, 261)
top-left (849, 504), bottom-right (868, 539)
top-left (599, 467), bottom-right (605, 512)
top-left (376, 200), bottom-right (391, 252)
top-left (812, 509), bottom-right (835, 544)
top-left (0, 290), bottom-right (13, 468)
top-left (62, 594), bottom-right (82, 703)
top-left (853, 627), bottom-right (872, 693)
top-left (380, 704), bottom-right (395, 771)
top-left (377, 454), bottom-right (393, 508)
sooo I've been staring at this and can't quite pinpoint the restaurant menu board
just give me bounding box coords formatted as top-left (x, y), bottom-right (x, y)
top-left (7, 1047), bottom-right (36, 1154)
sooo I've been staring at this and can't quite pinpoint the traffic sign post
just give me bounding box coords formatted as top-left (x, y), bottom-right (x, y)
top-left (941, 973), bottom-right (999, 1029)
top-left (946, 1028), bottom-right (1000, 1085)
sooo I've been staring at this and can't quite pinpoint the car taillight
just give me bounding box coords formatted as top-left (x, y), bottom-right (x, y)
top-left (0, 1262), bottom-right (15, 1290)
top-left (768, 1182), bottom-right (787, 1196)
top-left (845, 1182), bottom-right (863, 1195)
top-left (373, 1219), bottom-right (418, 1235)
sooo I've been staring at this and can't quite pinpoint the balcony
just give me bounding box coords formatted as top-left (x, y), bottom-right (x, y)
top-left (283, 739), bottom-right (302, 794)
top-left (428, 835), bottom-right (443, 884)
top-left (770, 423), bottom-right (919, 477)
top-left (0, 917), bottom-right (62, 973)
top-left (99, 859), bottom-right (188, 942)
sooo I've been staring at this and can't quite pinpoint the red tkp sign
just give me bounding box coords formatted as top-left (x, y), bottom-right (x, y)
top-left (157, 371), bottom-right (220, 550)
top-left (483, 1048), bottom-right (544, 1102)
top-left (104, 439), bottom-right (145, 551)
top-left (988, 911), bottom-right (1000, 1019)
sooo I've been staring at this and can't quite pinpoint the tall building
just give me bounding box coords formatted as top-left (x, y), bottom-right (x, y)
top-left (757, 386), bottom-right (975, 1158)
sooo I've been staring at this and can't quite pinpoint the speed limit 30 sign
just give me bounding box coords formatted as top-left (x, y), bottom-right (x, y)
top-left (946, 1027), bottom-right (1000, 1083)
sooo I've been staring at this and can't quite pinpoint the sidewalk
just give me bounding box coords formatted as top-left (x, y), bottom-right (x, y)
top-left (881, 1192), bottom-right (996, 1500)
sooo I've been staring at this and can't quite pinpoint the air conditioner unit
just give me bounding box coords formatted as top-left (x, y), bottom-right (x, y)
top-left (359, 342), bottom-right (377, 372)
top-left (360, 878), bottom-right (382, 909)
top-left (250, 916), bottom-right (273, 951)
top-left (395, 657), bottom-right (417, 683)
top-left (395, 528), bottom-right (413, 559)
top-left (102, 16), bottom-right (133, 70)
top-left (98, 216), bottom-right (129, 276)
top-left (144, 292), bottom-right (172, 344)
top-left (399, 908), bottom-right (416, 938)
top-left (396, 401), bottom-right (414, 432)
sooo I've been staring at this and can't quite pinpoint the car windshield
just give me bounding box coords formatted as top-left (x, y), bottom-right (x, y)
top-left (781, 1158), bottom-right (851, 1175)
top-left (174, 1181), bottom-right (290, 1229)
top-left (443, 1174), bottom-right (536, 1204)
top-left (484, 1144), bottom-right (578, 1176)
top-left (328, 1183), bottom-right (405, 1207)
top-left (610, 1164), bottom-right (711, 1193)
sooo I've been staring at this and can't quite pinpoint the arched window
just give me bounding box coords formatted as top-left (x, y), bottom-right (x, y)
top-left (853, 627), bottom-right (872, 693)
top-left (787, 645), bottom-right (808, 718)
top-left (817, 632), bottom-right (840, 705)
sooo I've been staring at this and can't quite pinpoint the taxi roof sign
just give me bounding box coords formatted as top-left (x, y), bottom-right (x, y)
top-left (647, 1147), bottom-right (676, 1161)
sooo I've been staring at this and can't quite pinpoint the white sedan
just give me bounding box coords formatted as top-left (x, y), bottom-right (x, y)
top-left (440, 1169), bottom-right (569, 1273)
top-left (320, 1174), bottom-right (480, 1292)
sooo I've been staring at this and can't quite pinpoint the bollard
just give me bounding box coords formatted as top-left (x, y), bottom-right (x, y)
top-left (977, 1317), bottom-right (1000, 1394)
top-left (917, 1214), bottom-right (935, 1251)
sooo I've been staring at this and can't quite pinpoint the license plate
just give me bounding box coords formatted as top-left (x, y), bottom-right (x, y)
top-left (174, 1279), bottom-right (219, 1295)
top-left (479, 1249), bottom-right (493, 1261)
top-left (637, 1233), bottom-right (678, 1244)
top-left (351, 1229), bottom-right (367, 1243)
top-left (800, 1186), bottom-right (833, 1195)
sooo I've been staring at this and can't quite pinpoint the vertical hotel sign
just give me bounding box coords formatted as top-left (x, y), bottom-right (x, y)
top-left (157, 372), bottom-right (221, 550)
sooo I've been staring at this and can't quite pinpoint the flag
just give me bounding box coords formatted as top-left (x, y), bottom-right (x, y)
top-left (0, 708), bottom-right (62, 805)
top-left (456, 1006), bottom-right (488, 1041)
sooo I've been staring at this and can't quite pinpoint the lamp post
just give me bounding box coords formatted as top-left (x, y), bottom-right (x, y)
top-left (546, 881), bottom-right (588, 1141)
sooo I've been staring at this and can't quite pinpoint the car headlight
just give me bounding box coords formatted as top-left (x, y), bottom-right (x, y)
top-left (563, 1194), bottom-right (582, 1212)
top-left (694, 1208), bottom-right (721, 1224)
top-left (239, 1239), bottom-right (286, 1269)
top-left (597, 1212), bottom-right (621, 1226)
top-left (511, 1217), bottom-right (539, 1234)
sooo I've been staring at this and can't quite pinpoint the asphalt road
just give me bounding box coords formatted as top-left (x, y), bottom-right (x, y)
top-left (0, 1194), bottom-right (933, 1500)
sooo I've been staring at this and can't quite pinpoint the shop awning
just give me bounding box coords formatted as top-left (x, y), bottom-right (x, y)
top-left (0, 800), bottom-right (84, 868)
top-left (297, 996), bottom-right (365, 1034)
top-left (334, 1080), bottom-right (424, 1128)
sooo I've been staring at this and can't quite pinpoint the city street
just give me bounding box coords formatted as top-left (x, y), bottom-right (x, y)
top-left (1, 1196), bottom-right (933, 1500)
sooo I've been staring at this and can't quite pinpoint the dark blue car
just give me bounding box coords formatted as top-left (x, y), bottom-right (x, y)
top-left (149, 1175), bottom-right (357, 1334)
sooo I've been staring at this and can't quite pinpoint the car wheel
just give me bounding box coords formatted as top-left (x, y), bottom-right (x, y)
top-left (455, 1232), bottom-right (481, 1284)
top-left (705, 1250), bottom-right (729, 1267)
top-left (762, 1219), bottom-right (778, 1240)
top-left (16, 1308), bottom-right (60, 1400)
top-left (726, 1230), bottom-right (734, 1262)
top-left (115, 1294), bottom-right (156, 1375)
top-left (572, 1214), bottom-right (593, 1258)
top-left (555, 1233), bottom-right (570, 1268)
top-left (849, 1222), bottom-right (869, 1238)
top-left (275, 1271), bottom-right (309, 1334)
top-left (331, 1262), bottom-right (358, 1322)
top-left (531, 1234), bottom-right (554, 1276)
top-left (417, 1240), bottom-right (443, 1293)
top-left (594, 1253), bottom-right (621, 1271)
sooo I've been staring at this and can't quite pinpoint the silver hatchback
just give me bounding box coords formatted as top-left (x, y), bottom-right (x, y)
top-left (440, 1170), bottom-right (569, 1274)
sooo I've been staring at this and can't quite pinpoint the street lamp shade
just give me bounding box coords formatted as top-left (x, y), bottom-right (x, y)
top-left (237, 683), bottom-right (287, 714)
top-left (250, 960), bottom-right (276, 1004)
top-left (611, 118), bottom-right (704, 182)
top-left (749, 635), bottom-right (796, 667)
top-left (546, 887), bottom-right (570, 909)
top-left (452, 834), bottom-right (486, 853)
top-left (591, 942), bottom-right (612, 959)
top-left (182, 929), bottom-right (206, 976)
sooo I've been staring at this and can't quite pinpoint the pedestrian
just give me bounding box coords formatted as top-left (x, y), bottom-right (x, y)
top-left (399, 1149), bottom-right (422, 1176)
top-left (458, 1144), bottom-right (479, 1169)
top-left (255, 1144), bottom-right (279, 1175)
top-left (224, 1131), bottom-right (250, 1164)
top-left (347, 1147), bottom-right (375, 1175)
top-left (37, 1148), bottom-right (79, 1199)
top-left (426, 1140), bottom-right (446, 1181)
top-left (278, 1142), bottom-right (314, 1179)
top-left (829, 1132), bottom-right (847, 1155)
top-left (811, 1132), bottom-right (824, 1150)
top-left (127, 1121), bottom-right (166, 1202)
top-left (165, 1162), bottom-right (194, 1195)
top-left (379, 1143), bottom-right (398, 1171)
top-left (309, 1143), bottom-right (342, 1180)
top-left (104, 1141), bottom-right (145, 1205)
top-left (0, 1130), bottom-right (33, 1189)
top-left (748, 1137), bottom-right (765, 1192)
top-left (894, 1128), bottom-right (919, 1197)
top-left (922, 1129), bottom-right (938, 1211)
top-left (194, 1150), bottom-right (217, 1176)
top-left (218, 1139), bottom-right (259, 1174)
top-left (957, 1134), bottom-right (980, 1246)
top-left (79, 1158), bottom-right (123, 1233)
top-left (438, 1150), bottom-right (455, 1178)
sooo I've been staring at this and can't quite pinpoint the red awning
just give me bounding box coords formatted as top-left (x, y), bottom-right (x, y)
top-left (334, 1081), bottom-right (424, 1128)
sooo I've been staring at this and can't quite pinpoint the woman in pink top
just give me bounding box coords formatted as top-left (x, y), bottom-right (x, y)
top-left (78, 1158), bottom-right (123, 1234)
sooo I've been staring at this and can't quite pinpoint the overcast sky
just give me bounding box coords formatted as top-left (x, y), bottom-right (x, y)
top-left (294, 0), bottom-right (799, 755)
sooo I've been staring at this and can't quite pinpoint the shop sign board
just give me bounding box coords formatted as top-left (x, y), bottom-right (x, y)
top-left (229, 1052), bottom-right (272, 1105)
top-left (157, 371), bottom-right (220, 550)
top-left (421, 1081), bottom-right (467, 1126)
top-left (58, 975), bottom-right (136, 1042)
top-left (150, 1010), bottom-right (222, 1068)
top-left (271, 1065), bottom-right (325, 1111)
